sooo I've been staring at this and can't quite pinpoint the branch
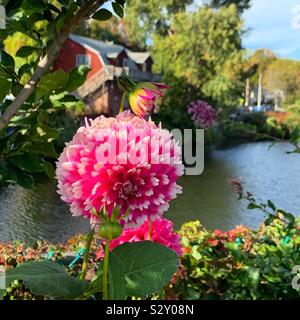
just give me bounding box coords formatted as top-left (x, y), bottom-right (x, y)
top-left (0, 0), bottom-right (106, 131)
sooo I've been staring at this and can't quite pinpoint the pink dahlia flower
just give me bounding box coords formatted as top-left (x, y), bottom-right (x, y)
top-left (56, 111), bottom-right (184, 227)
top-left (97, 218), bottom-right (182, 258)
top-left (187, 100), bottom-right (217, 129)
top-left (118, 74), bottom-right (168, 118)
top-left (128, 82), bottom-right (169, 118)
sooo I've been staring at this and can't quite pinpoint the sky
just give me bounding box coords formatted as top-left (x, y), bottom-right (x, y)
top-left (195, 0), bottom-right (300, 60)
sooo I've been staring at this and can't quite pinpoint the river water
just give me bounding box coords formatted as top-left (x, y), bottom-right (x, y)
top-left (0, 141), bottom-right (299, 243)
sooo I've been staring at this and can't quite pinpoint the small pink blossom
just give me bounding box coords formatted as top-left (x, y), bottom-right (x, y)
top-left (97, 218), bottom-right (182, 258)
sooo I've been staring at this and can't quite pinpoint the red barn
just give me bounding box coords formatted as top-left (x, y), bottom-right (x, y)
top-left (53, 34), bottom-right (160, 116)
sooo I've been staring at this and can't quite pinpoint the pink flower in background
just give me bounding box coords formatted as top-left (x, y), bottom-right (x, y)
top-left (56, 111), bottom-right (183, 227)
top-left (187, 100), bottom-right (217, 129)
top-left (97, 218), bottom-right (182, 258)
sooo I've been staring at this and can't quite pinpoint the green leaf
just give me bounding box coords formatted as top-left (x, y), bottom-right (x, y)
top-left (15, 169), bottom-right (35, 189)
top-left (28, 142), bottom-right (58, 158)
top-left (4, 261), bottom-right (88, 299)
top-left (6, 20), bottom-right (38, 41)
top-left (92, 8), bottom-right (113, 21)
top-left (0, 50), bottom-right (15, 74)
top-left (16, 46), bottom-right (38, 58)
top-left (34, 124), bottom-right (61, 142)
top-left (0, 160), bottom-right (17, 183)
top-left (84, 266), bottom-right (103, 298)
top-left (18, 63), bottom-right (34, 78)
top-left (112, 2), bottom-right (124, 17)
top-left (247, 267), bottom-right (260, 287)
top-left (10, 153), bottom-right (44, 173)
top-left (41, 161), bottom-right (55, 179)
top-left (64, 65), bottom-right (90, 92)
top-left (280, 211), bottom-right (295, 226)
top-left (37, 110), bottom-right (49, 124)
top-left (36, 70), bottom-right (69, 99)
top-left (46, 3), bottom-right (61, 14)
top-left (115, 0), bottom-right (126, 6)
top-left (24, 13), bottom-right (45, 31)
top-left (247, 203), bottom-right (261, 210)
top-left (0, 76), bottom-right (12, 102)
top-left (23, 0), bottom-right (46, 12)
top-left (267, 200), bottom-right (276, 211)
top-left (58, 0), bottom-right (70, 7)
top-left (264, 215), bottom-right (276, 226)
top-left (5, 0), bottom-right (23, 16)
top-left (224, 242), bottom-right (241, 258)
top-left (109, 241), bottom-right (179, 299)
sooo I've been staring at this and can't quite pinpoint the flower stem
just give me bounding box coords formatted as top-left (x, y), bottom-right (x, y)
top-left (102, 239), bottom-right (111, 300)
top-left (148, 220), bottom-right (153, 240)
top-left (80, 229), bottom-right (95, 280)
top-left (119, 92), bottom-right (127, 113)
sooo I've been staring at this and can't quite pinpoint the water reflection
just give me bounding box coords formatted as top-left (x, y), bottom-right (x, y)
top-left (0, 142), bottom-right (299, 243)
top-left (167, 141), bottom-right (300, 230)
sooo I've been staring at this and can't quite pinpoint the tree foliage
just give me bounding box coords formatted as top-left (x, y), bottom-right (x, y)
top-left (153, 4), bottom-right (246, 125)
top-left (263, 59), bottom-right (300, 106)
top-left (124, 0), bottom-right (192, 48)
top-left (205, 0), bottom-right (252, 13)
top-left (75, 16), bottom-right (128, 45)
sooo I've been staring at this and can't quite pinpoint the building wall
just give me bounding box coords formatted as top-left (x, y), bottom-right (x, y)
top-left (107, 50), bottom-right (127, 67)
top-left (53, 38), bottom-right (104, 79)
top-left (83, 81), bottom-right (125, 116)
top-left (136, 57), bottom-right (153, 72)
top-left (108, 81), bottom-right (124, 116)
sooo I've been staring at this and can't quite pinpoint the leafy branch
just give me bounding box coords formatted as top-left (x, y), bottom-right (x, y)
top-left (0, 0), bottom-right (107, 131)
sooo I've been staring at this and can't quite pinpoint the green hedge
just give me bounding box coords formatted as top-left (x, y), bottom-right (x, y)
top-left (162, 217), bottom-right (300, 300)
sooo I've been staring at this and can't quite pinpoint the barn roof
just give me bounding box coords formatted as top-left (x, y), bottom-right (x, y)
top-left (69, 34), bottom-right (151, 66)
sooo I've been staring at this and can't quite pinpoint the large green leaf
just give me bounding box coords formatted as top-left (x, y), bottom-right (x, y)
top-left (64, 65), bottom-right (90, 92)
top-left (109, 241), bottom-right (179, 299)
top-left (36, 70), bottom-right (69, 99)
top-left (28, 142), bottom-right (58, 158)
top-left (0, 76), bottom-right (12, 102)
top-left (16, 46), bottom-right (38, 58)
top-left (15, 169), bottom-right (35, 189)
top-left (0, 50), bottom-right (15, 74)
top-left (92, 8), bottom-right (113, 21)
top-left (112, 2), bottom-right (124, 18)
top-left (10, 153), bottom-right (44, 173)
top-left (5, 0), bottom-right (24, 16)
top-left (23, 0), bottom-right (46, 12)
top-left (4, 261), bottom-right (88, 299)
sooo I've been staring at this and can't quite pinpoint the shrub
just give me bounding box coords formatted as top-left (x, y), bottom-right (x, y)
top-left (162, 217), bottom-right (300, 300)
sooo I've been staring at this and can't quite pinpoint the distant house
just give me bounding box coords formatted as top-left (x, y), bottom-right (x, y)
top-left (53, 34), bottom-right (161, 116)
